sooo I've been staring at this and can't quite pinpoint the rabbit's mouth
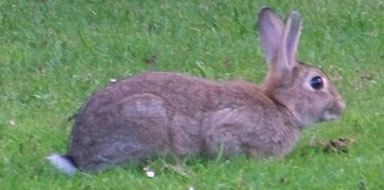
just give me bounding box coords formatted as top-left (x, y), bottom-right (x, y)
top-left (320, 111), bottom-right (339, 121)
top-left (319, 99), bottom-right (346, 122)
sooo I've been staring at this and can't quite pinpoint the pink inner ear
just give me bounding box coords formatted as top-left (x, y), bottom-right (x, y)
top-left (258, 8), bottom-right (284, 64)
top-left (281, 11), bottom-right (301, 69)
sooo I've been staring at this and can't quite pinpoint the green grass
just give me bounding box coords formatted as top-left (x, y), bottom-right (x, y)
top-left (1, 0), bottom-right (384, 189)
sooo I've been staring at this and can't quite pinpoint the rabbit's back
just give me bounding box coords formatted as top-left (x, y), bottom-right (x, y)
top-left (76, 72), bottom-right (268, 121)
top-left (78, 72), bottom-right (263, 115)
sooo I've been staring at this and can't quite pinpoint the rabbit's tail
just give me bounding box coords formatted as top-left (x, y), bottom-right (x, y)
top-left (47, 154), bottom-right (78, 175)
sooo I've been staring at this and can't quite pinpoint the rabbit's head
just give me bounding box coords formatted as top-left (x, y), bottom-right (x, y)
top-left (258, 8), bottom-right (345, 127)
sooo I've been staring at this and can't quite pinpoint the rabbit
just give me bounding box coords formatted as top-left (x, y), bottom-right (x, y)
top-left (47, 7), bottom-right (345, 175)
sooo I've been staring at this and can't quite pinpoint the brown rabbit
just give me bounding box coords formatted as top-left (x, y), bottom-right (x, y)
top-left (47, 7), bottom-right (345, 175)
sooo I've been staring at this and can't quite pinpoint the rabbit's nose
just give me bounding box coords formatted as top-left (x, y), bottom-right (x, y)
top-left (331, 92), bottom-right (346, 116)
top-left (330, 85), bottom-right (346, 114)
top-left (336, 93), bottom-right (346, 113)
top-left (339, 98), bottom-right (346, 113)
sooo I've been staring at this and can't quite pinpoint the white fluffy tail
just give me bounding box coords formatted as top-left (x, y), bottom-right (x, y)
top-left (47, 154), bottom-right (78, 175)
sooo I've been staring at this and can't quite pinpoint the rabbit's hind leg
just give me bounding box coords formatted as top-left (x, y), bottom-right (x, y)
top-left (74, 93), bottom-right (173, 172)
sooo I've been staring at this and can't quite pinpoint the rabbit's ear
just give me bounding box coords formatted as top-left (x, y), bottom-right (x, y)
top-left (258, 7), bottom-right (284, 64)
top-left (279, 11), bottom-right (302, 70)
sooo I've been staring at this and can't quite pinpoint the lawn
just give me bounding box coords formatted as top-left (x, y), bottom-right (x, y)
top-left (1, 0), bottom-right (384, 189)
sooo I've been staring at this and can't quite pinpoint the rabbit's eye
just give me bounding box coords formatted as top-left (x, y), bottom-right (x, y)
top-left (310, 76), bottom-right (323, 90)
